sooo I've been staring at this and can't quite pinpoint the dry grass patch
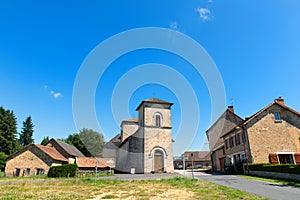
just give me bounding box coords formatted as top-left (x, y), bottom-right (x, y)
top-left (0, 177), bottom-right (266, 200)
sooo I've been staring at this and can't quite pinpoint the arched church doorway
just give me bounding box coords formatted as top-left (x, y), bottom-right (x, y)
top-left (154, 149), bottom-right (164, 172)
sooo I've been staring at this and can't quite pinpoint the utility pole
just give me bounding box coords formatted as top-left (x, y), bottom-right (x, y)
top-left (182, 153), bottom-right (185, 170)
top-left (95, 158), bottom-right (98, 176)
top-left (191, 153), bottom-right (194, 179)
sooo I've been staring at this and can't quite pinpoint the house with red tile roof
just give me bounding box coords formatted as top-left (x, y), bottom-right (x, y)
top-left (5, 138), bottom-right (91, 176)
top-left (5, 143), bottom-right (69, 176)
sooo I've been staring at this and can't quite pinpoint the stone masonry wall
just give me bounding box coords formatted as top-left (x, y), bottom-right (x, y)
top-left (5, 146), bottom-right (65, 176)
top-left (6, 150), bottom-right (49, 176)
top-left (247, 104), bottom-right (300, 163)
top-left (144, 107), bottom-right (171, 128)
top-left (122, 123), bottom-right (138, 142)
top-left (144, 127), bottom-right (174, 173)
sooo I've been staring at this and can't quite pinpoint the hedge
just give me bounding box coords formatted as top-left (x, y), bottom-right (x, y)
top-left (48, 164), bottom-right (77, 177)
top-left (248, 164), bottom-right (300, 174)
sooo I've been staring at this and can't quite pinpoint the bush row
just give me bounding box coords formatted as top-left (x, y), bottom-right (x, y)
top-left (48, 164), bottom-right (77, 177)
top-left (248, 164), bottom-right (300, 174)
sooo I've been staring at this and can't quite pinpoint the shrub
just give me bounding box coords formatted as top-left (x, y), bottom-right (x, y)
top-left (48, 164), bottom-right (77, 177)
top-left (248, 163), bottom-right (300, 174)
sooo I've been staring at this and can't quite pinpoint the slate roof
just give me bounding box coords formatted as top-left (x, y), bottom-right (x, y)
top-left (206, 108), bottom-right (243, 151)
top-left (136, 98), bottom-right (173, 110)
top-left (46, 138), bottom-right (85, 158)
top-left (104, 134), bottom-right (121, 149)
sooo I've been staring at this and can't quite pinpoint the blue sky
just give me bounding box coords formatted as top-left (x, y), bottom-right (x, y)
top-left (1, 1), bottom-right (300, 156)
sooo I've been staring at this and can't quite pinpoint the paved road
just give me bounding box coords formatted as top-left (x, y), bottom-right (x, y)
top-left (178, 170), bottom-right (300, 200)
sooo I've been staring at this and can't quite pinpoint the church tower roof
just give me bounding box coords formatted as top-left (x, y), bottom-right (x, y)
top-left (136, 98), bottom-right (173, 110)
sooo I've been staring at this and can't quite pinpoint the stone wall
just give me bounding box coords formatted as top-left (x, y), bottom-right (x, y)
top-left (207, 110), bottom-right (243, 171)
top-left (247, 104), bottom-right (300, 163)
top-left (5, 148), bottom-right (62, 176)
top-left (144, 127), bottom-right (174, 173)
top-left (121, 122), bottom-right (138, 142)
top-left (213, 147), bottom-right (225, 171)
top-left (144, 107), bottom-right (171, 128)
top-left (116, 129), bottom-right (144, 173)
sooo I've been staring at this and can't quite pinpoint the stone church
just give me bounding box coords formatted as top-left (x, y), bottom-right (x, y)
top-left (103, 98), bottom-right (174, 173)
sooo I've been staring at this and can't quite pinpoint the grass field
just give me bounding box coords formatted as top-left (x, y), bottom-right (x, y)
top-left (0, 177), bottom-right (266, 200)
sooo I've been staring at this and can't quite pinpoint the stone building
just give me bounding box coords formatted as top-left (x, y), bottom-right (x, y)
top-left (206, 106), bottom-right (244, 172)
top-left (207, 97), bottom-right (300, 173)
top-left (222, 97), bottom-right (300, 168)
top-left (183, 151), bottom-right (211, 169)
top-left (5, 144), bottom-right (69, 176)
top-left (5, 138), bottom-right (86, 177)
top-left (103, 98), bottom-right (174, 174)
top-left (45, 138), bottom-right (85, 163)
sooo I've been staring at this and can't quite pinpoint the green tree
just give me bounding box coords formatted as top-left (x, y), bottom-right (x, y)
top-left (79, 128), bottom-right (105, 157)
top-left (19, 116), bottom-right (34, 146)
top-left (65, 133), bottom-right (91, 157)
top-left (40, 136), bottom-right (50, 145)
top-left (0, 152), bottom-right (7, 171)
top-left (0, 106), bottom-right (19, 155)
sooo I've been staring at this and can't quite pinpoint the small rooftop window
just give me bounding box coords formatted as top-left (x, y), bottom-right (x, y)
top-left (274, 112), bottom-right (281, 121)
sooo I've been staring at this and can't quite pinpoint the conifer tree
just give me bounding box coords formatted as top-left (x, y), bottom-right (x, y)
top-left (19, 116), bottom-right (34, 146)
top-left (0, 106), bottom-right (19, 155)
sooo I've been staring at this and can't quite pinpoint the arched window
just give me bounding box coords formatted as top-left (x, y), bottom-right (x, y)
top-left (155, 115), bottom-right (161, 127)
top-left (153, 112), bottom-right (163, 127)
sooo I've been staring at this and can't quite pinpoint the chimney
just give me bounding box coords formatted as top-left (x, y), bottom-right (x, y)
top-left (228, 105), bottom-right (234, 113)
top-left (275, 96), bottom-right (285, 105)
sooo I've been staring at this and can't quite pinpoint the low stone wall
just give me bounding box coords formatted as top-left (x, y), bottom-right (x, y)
top-left (249, 170), bottom-right (300, 181)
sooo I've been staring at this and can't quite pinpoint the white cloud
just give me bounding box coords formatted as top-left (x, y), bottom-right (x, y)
top-left (50, 90), bottom-right (62, 99)
top-left (44, 85), bottom-right (62, 99)
top-left (169, 21), bottom-right (178, 30)
top-left (195, 8), bottom-right (211, 21)
top-left (207, 0), bottom-right (213, 3)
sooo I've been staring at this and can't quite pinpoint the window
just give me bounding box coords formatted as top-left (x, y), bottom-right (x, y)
top-left (155, 115), bottom-right (161, 127)
top-left (229, 137), bottom-right (234, 148)
top-left (274, 112), bottom-right (281, 121)
top-left (240, 154), bottom-right (245, 163)
top-left (15, 168), bottom-right (20, 177)
top-left (232, 136), bottom-right (236, 147)
top-left (278, 154), bottom-right (294, 164)
top-left (225, 139), bottom-right (230, 149)
top-left (26, 168), bottom-right (30, 175)
top-left (36, 168), bottom-right (44, 175)
top-left (239, 133), bottom-right (244, 144)
top-left (235, 134), bottom-right (240, 145)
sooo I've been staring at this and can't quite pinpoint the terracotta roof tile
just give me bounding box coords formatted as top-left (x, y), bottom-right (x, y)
top-left (76, 157), bottom-right (115, 168)
top-left (35, 144), bottom-right (68, 162)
